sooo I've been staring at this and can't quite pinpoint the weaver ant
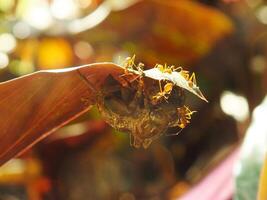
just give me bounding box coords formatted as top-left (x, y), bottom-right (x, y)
top-left (166, 106), bottom-right (196, 136)
top-left (152, 81), bottom-right (174, 104)
top-left (177, 105), bottom-right (196, 129)
top-left (155, 64), bottom-right (197, 88)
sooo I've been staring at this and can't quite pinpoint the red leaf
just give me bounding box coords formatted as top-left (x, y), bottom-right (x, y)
top-left (0, 63), bottom-right (124, 166)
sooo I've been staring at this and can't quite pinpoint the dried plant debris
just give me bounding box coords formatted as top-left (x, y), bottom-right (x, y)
top-left (97, 56), bottom-right (208, 148)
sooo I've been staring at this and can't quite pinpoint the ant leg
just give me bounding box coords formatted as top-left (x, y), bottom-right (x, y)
top-left (189, 72), bottom-right (197, 85)
top-left (185, 115), bottom-right (192, 120)
top-left (166, 128), bottom-right (184, 136)
top-left (164, 63), bottom-right (168, 70)
top-left (181, 71), bottom-right (190, 80)
top-left (131, 54), bottom-right (136, 63)
top-left (158, 81), bottom-right (169, 102)
top-left (156, 64), bottom-right (164, 72)
top-left (130, 55), bottom-right (138, 68)
top-left (136, 63), bottom-right (145, 76)
top-left (158, 80), bottom-right (163, 93)
top-left (185, 106), bottom-right (197, 114)
top-left (185, 111), bottom-right (197, 120)
top-left (172, 66), bottom-right (183, 72)
top-left (182, 69), bottom-right (190, 74)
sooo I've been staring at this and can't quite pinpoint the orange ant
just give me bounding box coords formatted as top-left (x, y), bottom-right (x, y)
top-left (169, 66), bottom-right (197, 88)
top-left (122, 55), bottom-right (145, 76)
top-left (180, 71), bottom-right (197, 88)
top-left (152, 81), bottom-right (174, 103)
top-left (120, 55), bottom-right (145, 87)
top-left (155, 64), bottom-right (197, 88)
top-left (155, 63), bottom-right (173, 74)
top-left (155, 64), bottom-right (185, 74)
top-left (177, 105), bottom-right (196, 129)
top-left (123, 55), bottom-right (136, 74)
top-left (167, 106), bottom-right (196, 136)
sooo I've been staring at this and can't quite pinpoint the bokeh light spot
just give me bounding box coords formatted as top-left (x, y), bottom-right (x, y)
top-left (0, 0), bottom-right (14, 12)
top-left (74, 41), bottom-right (93, 60)
top-left (9, 60), bottom-right (35, 76)
top-left (51, 0), bottom-right (79, 20)
top-left (257, 6), bottom-right (267, 24)
top-left (0, 53), bottom-right (9, 69)
top-left (0, 33), bottom-right (17, 53)
top-left (220, 91), bottom-right (249, 122)
top-left (246, 0), bottom-right (262, 8)
top-left (37, 38), bottom-right (73, 69)
top-left (13, 22), bottom-right (31, 39)
top-left (76, 0), bottom-right (92, 8)
top-left (23, 1), bottom-right (52, 30)
top-left (250, 55), bottom-right (266, 74)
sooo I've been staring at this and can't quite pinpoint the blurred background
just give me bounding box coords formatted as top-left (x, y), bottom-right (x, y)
top-left (1, 0), bottom-right (267, 199)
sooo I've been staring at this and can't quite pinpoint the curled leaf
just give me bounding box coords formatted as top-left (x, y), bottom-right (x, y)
top-left (95, 57), bottom-right (208, 148)
top-left (144, 67), bottom-right (208, 102)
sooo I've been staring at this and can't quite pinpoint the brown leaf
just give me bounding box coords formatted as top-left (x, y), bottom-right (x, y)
top-left (0, 63), bottom-right (124, 166)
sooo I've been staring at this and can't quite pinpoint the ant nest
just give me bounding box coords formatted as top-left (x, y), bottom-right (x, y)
top-left (97, 76), bottom-right (185, 148)
top-left (97, 56), bottom-right (206, 148)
